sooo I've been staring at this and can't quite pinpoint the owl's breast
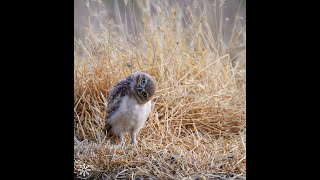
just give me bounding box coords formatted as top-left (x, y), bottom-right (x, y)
top-left (112, 95), bottom-right (151, 132)
top-left (126, 96), bottom-right (151, 127)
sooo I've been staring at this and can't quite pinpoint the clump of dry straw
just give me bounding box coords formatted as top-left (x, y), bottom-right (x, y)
top-left (74, 0), bottom-right (246, 179)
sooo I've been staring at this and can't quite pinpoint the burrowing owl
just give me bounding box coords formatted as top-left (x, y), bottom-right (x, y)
top-left (105, 72), bottom-right (156, 145)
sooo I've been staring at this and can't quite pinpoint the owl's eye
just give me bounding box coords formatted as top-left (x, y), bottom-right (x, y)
top-left (140, 78), bottom-right (147, 85)
top-left (141, 91), bottom-right (147, 97)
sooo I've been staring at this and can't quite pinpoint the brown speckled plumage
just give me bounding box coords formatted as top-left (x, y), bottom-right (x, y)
top-left (105, 76), bottom-right (132, 120)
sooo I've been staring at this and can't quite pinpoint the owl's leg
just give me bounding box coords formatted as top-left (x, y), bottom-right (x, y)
top-left (130, 130), bottom-right (137, 145)
top-left (119, 132), bottom-right (125, 146)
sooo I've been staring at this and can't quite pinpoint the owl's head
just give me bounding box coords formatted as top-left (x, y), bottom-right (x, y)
top-left (130, 72), bottom-right (156, 104)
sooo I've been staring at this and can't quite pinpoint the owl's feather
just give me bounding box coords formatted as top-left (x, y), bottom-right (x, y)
top-left (105, 75), bottom-right (132, 121)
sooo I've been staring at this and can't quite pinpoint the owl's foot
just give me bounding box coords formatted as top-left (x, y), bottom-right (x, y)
top-left (130, 140), bottom-right (137, 145)
top-left (115, 143), bottom-right (125, 149)
top-left (115, 133), bottom-right (125, 148)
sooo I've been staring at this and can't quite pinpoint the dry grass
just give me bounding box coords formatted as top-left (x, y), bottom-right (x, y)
top-left (74, 0), bottom-right (246, 179)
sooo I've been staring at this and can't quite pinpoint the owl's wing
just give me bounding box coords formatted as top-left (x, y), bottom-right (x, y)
top-left (105, 77), bottom-right (132, 122)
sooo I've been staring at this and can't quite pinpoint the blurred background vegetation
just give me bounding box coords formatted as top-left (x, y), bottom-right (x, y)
top-left (75, 0), bottom-right (245, 55)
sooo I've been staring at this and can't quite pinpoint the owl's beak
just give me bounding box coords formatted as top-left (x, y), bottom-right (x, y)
top-left (137, 86), bottom-right (144, 91)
